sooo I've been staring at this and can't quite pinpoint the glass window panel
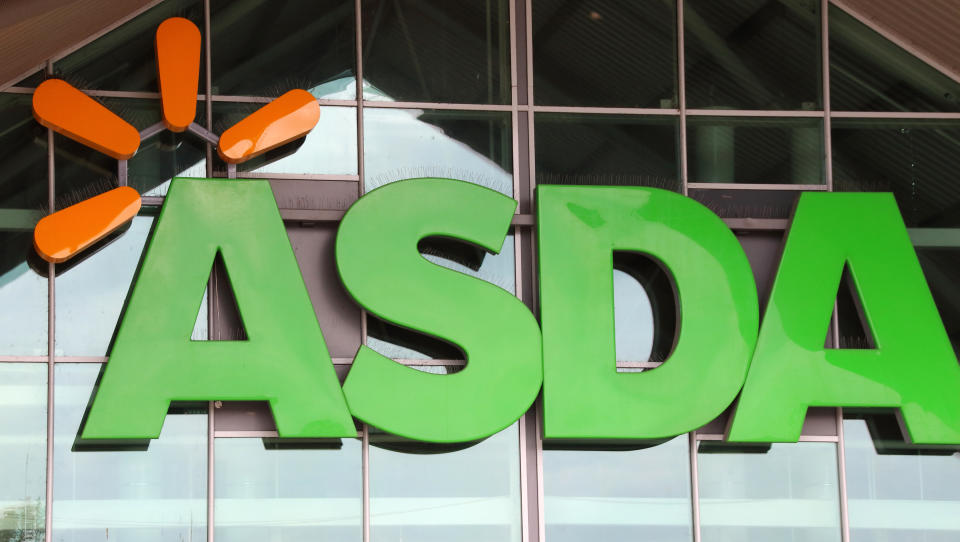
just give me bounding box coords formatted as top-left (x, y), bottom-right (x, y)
top-left (367, 235), bottom-right (516, 361)
top-left (698, 442), bottom-right (842, 541)
top-left (535, 113), bottom-right (680, 191)
top-left (210, 0), bottom-right (355, 99)
top-left (612, 252), bottom-right (677, 365)
top-left (215, 437), bottom-right (362, 541)
top-left (362, 0), bottom-right (510, 104)
top-left (843, 417), bottom-right (960, 540)
top-left (55, 215), bottom-right (153, 356)
top-left (829, 6), bottom-right (960, 113)
top-left (0, 94), bottom-right (48, 355)
top-left (12, 70), bottom-right (44, 88)
top-left (833, 119), bottom-right (960, 227)
top-left (369, 422), bottom-right (521, 542)
top-left (363, 108), bottom-right (512, 195)
top-left (687, 116), bottom-right (823, 184)
top-left (55, 0), bottom-right (204, 93)
top-left (213, 103), bottom-right (357, 176)
top-left (543, 436), bottom-right (692, 541)
top-left (53, 364), bottom-right (207, 541)
top-left (115, 99), bottom-right (208, 197)
top-left (532, 0), bottom-right (676, 108)
top-left (0, 364), bottom-right (46, 539)
top-left (685, 0), bottom-right (821, 110)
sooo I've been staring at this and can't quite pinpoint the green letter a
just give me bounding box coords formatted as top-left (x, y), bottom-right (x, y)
top-left (729, 193), bottom-right (960, 444)
top-left (82, 178), bottom-right (355, 440)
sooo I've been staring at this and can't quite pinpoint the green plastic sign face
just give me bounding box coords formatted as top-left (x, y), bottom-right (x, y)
top-left (83, 178), bottom-right (960, 445)
top-left (728, 193), bottom-right (960, 445)
top-left (538, 186), bottom-right (759, 440)
top-left (336, 179), bottom-right (542, 443)
top-left (83, 179), bottom-right (355, 440)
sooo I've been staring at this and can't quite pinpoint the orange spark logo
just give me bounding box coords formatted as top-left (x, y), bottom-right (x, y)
top-left (31, 17), bottom-right (321, 264)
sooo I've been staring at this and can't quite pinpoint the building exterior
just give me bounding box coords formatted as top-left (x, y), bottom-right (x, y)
top-left (0, 0), bottom-right (959, 541)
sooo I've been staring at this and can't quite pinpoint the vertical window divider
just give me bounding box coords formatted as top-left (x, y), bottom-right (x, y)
top-left (203, 3), bottom-right (216, 541)
top-left (836, 407), bottom-right (851, 542)
top-left (822, 0), bottom-right (834, 192)
top-left (355, 0), bottom-right (368, 363)
top-left (362, 422), bottom-right (371, 542)
top-left (44, 56), bottom-right (55, 542)
top-left (207, 400), bottom-right (215, 542)
top-left (688, 431), bottom-right (701, 542)
top-left (678, 0), bottom-right (689, 196)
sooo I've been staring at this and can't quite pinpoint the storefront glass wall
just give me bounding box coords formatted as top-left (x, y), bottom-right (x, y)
top-left (1, 0), bottom-right (959, 540)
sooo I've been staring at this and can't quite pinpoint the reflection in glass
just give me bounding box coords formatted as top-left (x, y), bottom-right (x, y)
top-left (369, 423), bottom-right (521, 542)
top-left (833, 119), bottom-right (960, 227)
top-left (213, 104), bottom-right (357, 176)
top-left (698, 442), bottom-right (842, 541)
top-left (544, 436), bottom-right (692, 542)
top-left (532, 0), bottom-right (676, 108)
top-left (55, 0), bottom-right (204, 92)
top-left (55, 216), bottom-right (155, 356)
top-left (53, 364), bottom-right (207, 541)
top-left (0, 364), bottom-right (46, 540)
top-left (366, 235), bottom-right (516, 361)
top-left (210, 0), bottom-right (355, 98)
top-left (830, 6), bottom-right (960, 112)
top-left (917, 249), bottom-right (960, 357)
top-left (362, 0), bottom-right (510, 104)
top-left (687, 116), bottom-right (823, 184)
top-left (0, 94), bottom-right (48, 355)
top-left (844, 417), bottom-right (960, 540)
top-left (612, 252), bottom-right (677, 364)
top-left (685, 0), bottom-right (821, 110)
top-left (534, 113), bottom-right (680, 191)
top-left (215, 437), bottom-right (362, 541)
top-left (363, 108), bottom-right (512, 195)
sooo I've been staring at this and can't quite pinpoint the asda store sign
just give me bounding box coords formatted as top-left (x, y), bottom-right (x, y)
top-left (81, 178), bottom-right (960, 445)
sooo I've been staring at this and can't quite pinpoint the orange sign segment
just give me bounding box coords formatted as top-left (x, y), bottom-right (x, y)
top-left (34, 186), bottom-right (142, 263)
top-left (217, 89), bottom-right (320, 164)
top-left (156, 17), bottom-right (201, 132)
top-left (32, 79), bottom-right (140, 160)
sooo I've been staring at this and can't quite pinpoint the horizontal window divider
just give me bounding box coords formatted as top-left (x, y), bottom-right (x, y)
top-left (723, 218), bottom-right (790, 231)
top-left (512, 214), bottom-right (535, 226)
top-left (214, 430), bottom-right (279, 438)
top-left (687, 109), bottom-right (824, 118)
top-left (529, 105), bottom-right (680, 116)
top-left (688, 183), bottom-right (828, 191)
top-left (332, 357), bottom-right (354, 365)
top-left (830, 111), bottom-right (960, 120)
top-left (71, 89), bottom-right (168, 100)
top-left (363, 100), bottom-right (513, 112)
top-left (243, 172), bottom-right (360, 182)
top-left (141, 196), bottom-right (164, 207)
top-left (695, 433), bottom-right (839, 443)
top-left (280, 209), bottom-right (346, 222)
top-left (53, 356), bottom-right (107, 363)
top-left (798, 435), bottom-right (840, 442)
top-left (908, 228), bottom-right (960, 248)
top-left (616, 361), bottom-right (664, 368)
top-left (0, 356), bottom-right (48, 363)
top-left (2, 86), bottom-right (35, 94)
top-left (394, 359), bottom-right (467, 366)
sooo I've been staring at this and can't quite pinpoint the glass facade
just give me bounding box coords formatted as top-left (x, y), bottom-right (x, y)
top-left (1, 1), bottom-right (959, 541)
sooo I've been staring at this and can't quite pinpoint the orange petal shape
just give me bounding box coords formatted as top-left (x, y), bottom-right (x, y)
top-left (156, 17), bottom-right (201, 132)
top-left (34, 186), bottom-right (142, 263)
top-left (32, 79), bottom-right (140, 160)
top-left (217, 89), bottom-right (320, 164)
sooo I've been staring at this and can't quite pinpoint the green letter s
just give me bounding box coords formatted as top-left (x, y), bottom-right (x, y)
top-left (336, 178), bottom-right (542, 443)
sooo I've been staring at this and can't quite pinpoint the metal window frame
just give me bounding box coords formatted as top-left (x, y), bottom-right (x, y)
top-left (9, 0), bottom-right (960, 541)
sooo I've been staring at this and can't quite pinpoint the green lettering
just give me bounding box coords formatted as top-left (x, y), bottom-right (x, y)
top-left (83, 179), bottom-right (355, 440)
